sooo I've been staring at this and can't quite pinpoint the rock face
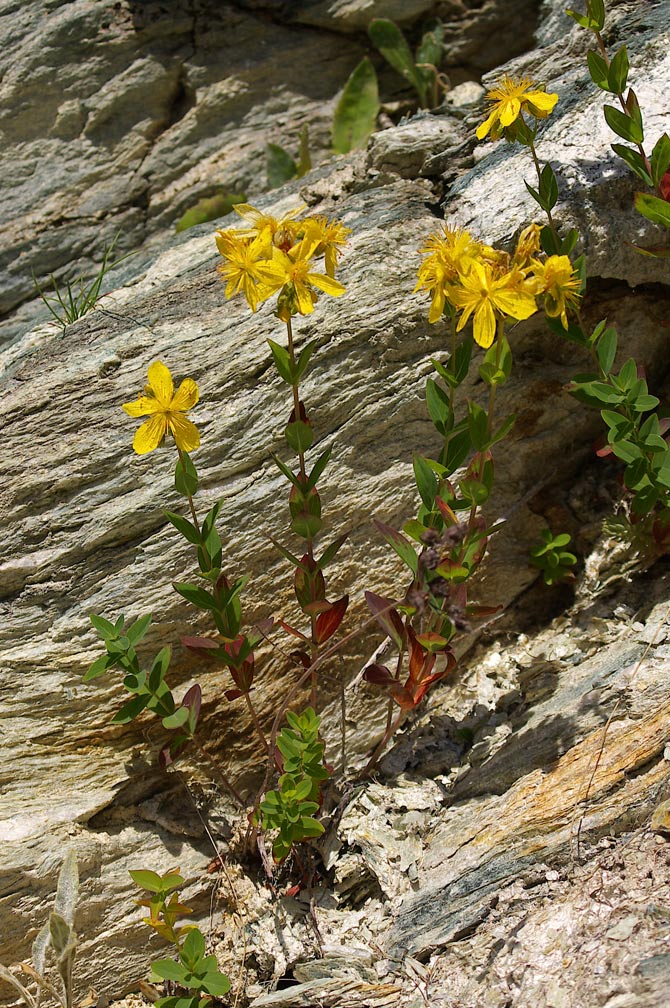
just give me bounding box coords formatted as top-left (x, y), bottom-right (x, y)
top-left (2, 0), bottom-right (670, 1004)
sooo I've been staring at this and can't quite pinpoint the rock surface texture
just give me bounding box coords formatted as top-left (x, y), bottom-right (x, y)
top-left (2, 0), bottom-right (670, 1006)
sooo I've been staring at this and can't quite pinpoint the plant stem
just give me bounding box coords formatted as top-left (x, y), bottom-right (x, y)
top-left (363, 706), bottom-right (405, 774)
top-left (177, 448), bottom-right (201, 534)
top-left (284, 316), bottom-right (319, 708)
top-left (244, 691), bottom-right (269, 753)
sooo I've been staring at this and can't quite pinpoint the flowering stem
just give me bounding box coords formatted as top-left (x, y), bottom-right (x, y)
top-left (527, 130), bottom-right (559, 240)
top-left (592, 30), bottom-right (658, 194)
top-left (284, 316), bottom-right (319, 709)
top-left (177, 448), bottom-right (201, 535)
top-left (244, 691), bottom-right (269, 754)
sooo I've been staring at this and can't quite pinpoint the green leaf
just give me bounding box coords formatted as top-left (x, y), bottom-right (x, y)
top-left (566, 0), bottom-right (604, 30)
top-left (586, 49), bottom-right (610, 90)
top-left (152, 958), bottom-right (190, 983)
top-left (595, 326), bottom-right (618, 373)
top-left (607, 46), bottom-right (629, 93)
top-left (267, 338), bottom-right (296, 385)
top-left (162, 706), bottom-right (190, 729)
top-left (331, 57), bottom-right (379, 154)
top-left (90, 613), bottom-right (118, 639)
top-left (489, 413), bottom-right (516, 446)
top-left (374, 519), bottom-right (418, 576)
top-left (271, 452), bottom-right (301, 489)
top-left (467, 400), bottom-right (489, 450)
top-left (285, 419), bottom-right (314, 453)
top-left (83, 652), bottom-right (116, 682)
top-left (416, 18), bottom-right (444, 72)
top-left (164, 510), bottom-right (201, 546)
top-left (442, 427), bottom-right (471, 475)
top-left (295, 339), bottom-right (318, 383)
top-left (617, 358), bottom-right (637, 390)
top-left (413, 454), bottom-right (438, 510)
top-left (200, 971), bottom-right (231, 996)
top-left (560, 228), bottom-right (579, 255)
top-left (306, 444), bottom-right (332, 491)
top-left (634, 192), bottom-right (670, 228)
top-left (425, 377), bottom-right (452, 434)
top-left (651, 133), bottom-right (670, 188)
top-left (266, 142), bottom-right (298, 189)
top-left (368, 18), bottom-right (426, 104)
top-left (603, 104), bottom-right (643, 144)
top-left (172, 582), bottom-right (217, 612)
top-left (182, 928), bottom-right (206, 968)
top-left (175, 453), bottom-right (198, 497)
top-left (175, 192), bottom-right (245, 233)
top-left (540, 224), bottom-right (561, 256)
top-left (129, 868), bottom-right (166, 892)
top-left (539, 163), bottom-right (559, 210)
top-left (316, 531), bottom-right (348, 569)
top-left (112, 693), bottom-right (150, 724)
top-left (611, 144), bottom-right (653, 185)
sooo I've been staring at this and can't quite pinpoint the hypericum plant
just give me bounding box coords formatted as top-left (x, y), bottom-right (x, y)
top-left (456, 0), bottom-right (670, 556)
top-left (567, 0), bottom-right (670, 245)
top-left (530, 529), bottom-right (578, 586)
top-left (368, 17), bottom-right (447, 110)
top-left (33, 233), bottom-right (131, 328)
top-left (131, 869), bottom-right (230, 1008)
top-left (0, 852), bottom-right (78, 1008)
top-left (258, 707), bottom-right (329, 863)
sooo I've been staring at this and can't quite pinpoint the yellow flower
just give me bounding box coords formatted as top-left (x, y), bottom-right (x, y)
top-left (447, 261), bottom-right (538, 347)
top-left (122, 361), bottom-right (200, 455)
top-left (233, 202), bottom-right (305, 253)
top-left (531, 254), bottom-right (582, 328)
top-left (476, 75), bottom-right (558, 141)
top-left (512, 223), bottom-right (542, 269)
top-left (301, 215), bottom-right (351, 277)
top-left (256, 237), bottom-right (345, 316)
top-left (415, 226), bottom-right (482, 323)
top-left (215, 230), bottom-right (270, 312)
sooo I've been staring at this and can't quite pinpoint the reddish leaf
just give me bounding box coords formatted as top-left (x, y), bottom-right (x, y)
top-left (314, 595), bottom-right (349, 644)
top-left (224, 688), bottom-right (243, 701)
top-left (435, 496), bottom-right (459, 525)
top-left (661, 171), bottom-right (670, 201)
top-left (363, 662), bottom-right (396, 686)
top-left (182, 635), bottom-right (219, 652)
top-left (364, 591), bottom-right (406, 650)
top-left (415, 631), bottom-right (450, 652)
top-left (278, 619), bottom-right (309, 641)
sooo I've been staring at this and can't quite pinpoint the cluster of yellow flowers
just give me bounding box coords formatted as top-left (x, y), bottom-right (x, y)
top-left (215, 203), bottom-right (350, 318)
top-left (123, 75), bottom-right (572, 454)
top-left (415, 223), bottom-right (581, 347)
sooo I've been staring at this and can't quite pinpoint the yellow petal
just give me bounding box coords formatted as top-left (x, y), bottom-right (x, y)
top-left (473, 302), bottom-right (496, 348)
top-left (169, 413), bottom-right (201, 452)
top-left (170, 378), bottom-right (199, 412)
top-left (476, 110), bottom-right (498, 140)
top-left (146, 361), bottom-right (174, 408)
top-left (499, 97), bottom-right (521, 127)
top-left (526, 91), bottom-right (558, 116)
top-left (133, 414), bottom-right (168, 454)
top-left (493, 287), bottom-right (537, 321)
top-left (308, 272), bottom-right (345, 297)
top-left (122, 395), bottom-right (160, 418)
top-left (294, 281), bottom-right (316, 315)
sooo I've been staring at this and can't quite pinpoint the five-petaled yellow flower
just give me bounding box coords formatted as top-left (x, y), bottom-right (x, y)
top-left (531, 254), bottom-right (582, 328)
top-left (123, 361), bottom-right (200, 455)
top-left (447, 261), bottom-right (538, 348)
top-left (476, 75), bottom-right (558, 141)
top-left (414, 226), bottom-right (484, 323)
top-left (255, 237), bottom-right (345, 316)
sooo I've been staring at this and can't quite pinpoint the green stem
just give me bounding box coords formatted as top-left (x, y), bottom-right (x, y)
top-left (244, 691), bottom-right (269, 754)
top-left (284, 316), bottom-right (319, 708)
top-left (177, 447), bottom-right (201, 534)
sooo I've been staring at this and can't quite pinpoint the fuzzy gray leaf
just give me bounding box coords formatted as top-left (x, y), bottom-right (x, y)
top-left (53, 852), bottom-right (78, 927)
